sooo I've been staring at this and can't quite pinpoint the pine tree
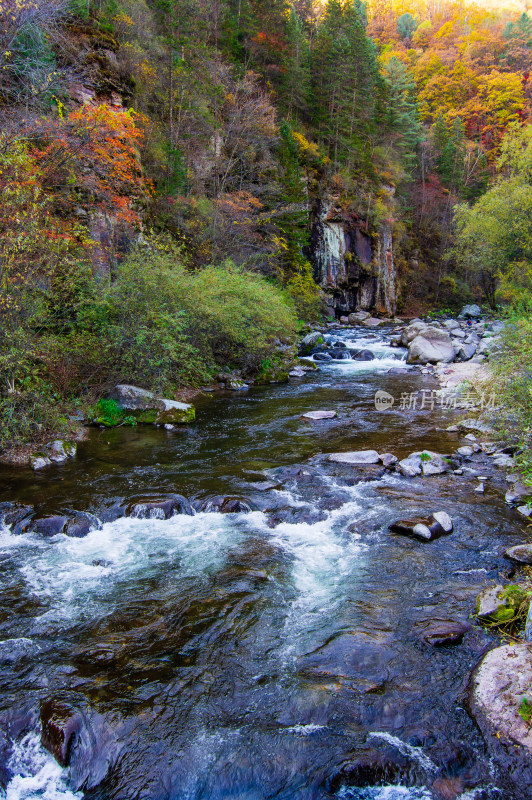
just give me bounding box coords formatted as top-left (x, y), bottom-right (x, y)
top-left (383, 56), bottom-right (422, 173)
top-left (310, 0), bottom-right (380, 170)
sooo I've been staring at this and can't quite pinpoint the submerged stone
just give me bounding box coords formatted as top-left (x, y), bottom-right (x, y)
top-left (301, 410), bottom-right (337, 420)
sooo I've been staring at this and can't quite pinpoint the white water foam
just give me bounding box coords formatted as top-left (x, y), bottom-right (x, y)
top-left (368, 733), bottom-right (437, 774)
top-left (337, 786), bottom-right (433, 800)
top-left (1, 733), bottom-right (81, 800)
top-left (0, 512), bottom-right (249, 624)
top-left (283, 724), bottom-right (327, 735)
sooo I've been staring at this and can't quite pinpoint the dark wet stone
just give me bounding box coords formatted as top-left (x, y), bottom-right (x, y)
top-left (326, 751), bottom-right (406, 792)
top-left (41, 698), bottom-right (120, 792)
top-left (194, 496), bottom-right (255, 513)
top-left (389, 516), bottom-right (446, 542)
top-left (65, 517), bottom-right (92, 538)
top-left (92, 559), bottom-right (113, 567)
top-left (127, 495), bottom-right (194, 519)
top-left (25, 515), bottom-right (68, 537)
top-left (329, 349), bottom-right (352, 360)
top-left (313, 352), bottom-right (333, 362)
top-left (351, 349), bottom-right (376, 361)
top-left (415, 619), bottom-right (472, 647)
top-left (41, 699), bottom-right (83, 766)
top-left (0, 502), bottom-right (34, 529)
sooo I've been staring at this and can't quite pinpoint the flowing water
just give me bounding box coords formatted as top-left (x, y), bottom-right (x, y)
top-left (0, 326), bottom-right (524, 800)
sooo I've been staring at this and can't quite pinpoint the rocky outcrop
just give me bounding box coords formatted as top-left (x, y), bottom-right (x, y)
top-left (310, 199), bottom-right (396, 317)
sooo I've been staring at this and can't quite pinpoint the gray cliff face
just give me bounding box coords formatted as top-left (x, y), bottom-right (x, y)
top-left (310, 199), bottom-right (397, 317)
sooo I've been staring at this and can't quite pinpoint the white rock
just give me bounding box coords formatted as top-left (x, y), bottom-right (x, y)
top-left (328, 450), bottom-right (381, 465)
top-left (464, 433), bottom-right (478, 442)
top-left (432, 511), bottom-right (453, 532)
top-left (457, 446), bottom-right (474, 457)
top-left (302, 410), bottom-right (337, 420)
top-left (475, 484), bottom-right (485, 493)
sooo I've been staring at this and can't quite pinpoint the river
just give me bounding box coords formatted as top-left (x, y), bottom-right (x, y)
top-left (0, 325), bottom-right (522, 800)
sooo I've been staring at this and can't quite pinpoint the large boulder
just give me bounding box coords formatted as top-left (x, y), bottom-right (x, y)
top-left (351, 349), bottom-right (376, 362)
top-left (400, 320), bottom-right (428, 347)
top-left (107, 384), bottom-right (195, 425)
top-left (407, 328), bottom-right (455, 365)
top-left (348, 311), bottom-right (371, 324)
top-left (459, 304), bottom-right (482, 319)
top-left (468, 644), bottom-right (532, 798)
top-left (399, 451), bottom-right (451, 476)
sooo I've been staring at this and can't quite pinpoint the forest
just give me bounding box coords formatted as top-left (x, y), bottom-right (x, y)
top-left (1, 0), bottom-right (532, 451)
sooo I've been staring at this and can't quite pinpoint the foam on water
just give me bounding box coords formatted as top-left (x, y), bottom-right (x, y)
top-left (368, 733), bottom-right (437, 773)
top-left (337, 787), bottom-right (433, 800)
top-left (0, 512), bottom-right (249, 623)
top-left (1, 733), bottom-right (81, 800)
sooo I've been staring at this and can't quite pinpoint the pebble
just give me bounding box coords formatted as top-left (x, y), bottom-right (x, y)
top-left (474, 484), bottom-right (485, 493)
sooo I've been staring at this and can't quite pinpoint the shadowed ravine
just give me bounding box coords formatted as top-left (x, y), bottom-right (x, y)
top-left (0, 327), bottom-right (523, 800)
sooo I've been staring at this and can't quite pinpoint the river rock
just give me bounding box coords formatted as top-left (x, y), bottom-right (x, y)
top-left (127, 495), bottom-right (194, 519)
top-left (480, 442), bottom-right (498, 455)
top-left (505, 544), bottom-right (532, 565)
top-left (48, 440), bottom-right (77, 463)
top-left (30, 455), bottom-right (52, 470)
top-left (399, 451), bottom-right (450, 477)
top-left (468, 643), bottom-right (532, 798)
top-left (457, 446), bottom-right (474, 457)
top-left (407, 329), bottom-right (455, 365)
top-left (196, 496), bottom-right (254, 513)
top-left (313, 352), bottom-right (332, 362)
top-left (400, 320), bottom-right (428, 346)
top-left (107, 384), bottom-right (195, 425)
top-left (289, 366), bottom-right (306, 378)
top-left (299, 331), bottom-right (324, 355)
top-left (518, 505), bottom-right (532, 518)
top-left (351, 349), bottom-right (376, 361)
top-left (363, 317), bottom-right (382, 327)
top-left (379, 453), bottom-right (398, 467)
top-left (443, 319), bottom-right (460, 330)
top-left (329, 349), bottom-right (351, 360)
top-left (432, 511), bottom-right (453, 532)
top-left (476, 585), bottom-right (504, 619)
top-left (25, 516), bottom-right (68, 537)
top-left (348, 311), bottom-right (370, 324)
top-left (474, 483), bottom-right (485, 493)
top-left (0, 503), bottom-right (33, 529)
top-left (456, 343), bottom-right (477, 361)
top-left (301, 410), bottom-right (337, 420)
top-left (505, 483), bottom-right (530, 505)
top-left (389, 514), bottom-right (449, 541)
top-left (464, 433), bottom-right (477, 441)
top-left (64, 517), bottom-right (92, 538)
top-left (328, 450), bottom-right (381, 465)
top-left (492, 454), bottom-right (514, 468)
top-left (459, 304), bottom-right (482, 319)
top-left (398, 454), bottom-right (422, 477)
top-left (416, 619), bottom-right (472, 646)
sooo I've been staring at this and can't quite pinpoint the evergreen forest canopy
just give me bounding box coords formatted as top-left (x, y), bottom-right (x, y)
top-left (0, 0), bottom-right (532, 449)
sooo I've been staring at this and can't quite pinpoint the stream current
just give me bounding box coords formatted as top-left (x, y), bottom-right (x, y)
top-left (0, 326), bottom-right (524, 800)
